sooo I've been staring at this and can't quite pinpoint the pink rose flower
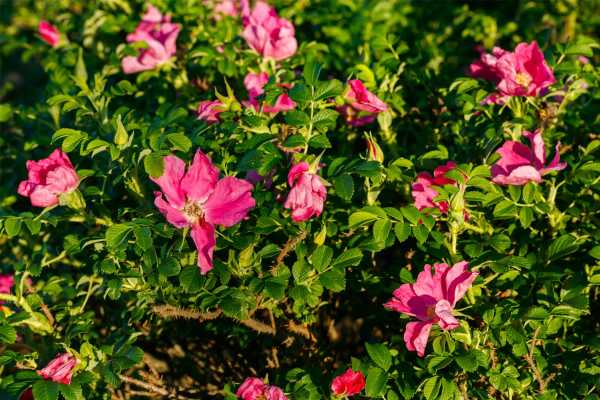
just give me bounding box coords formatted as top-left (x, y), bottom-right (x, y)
top-left (151, 150), bottom-right (255, 274)
top-left (214, 0), bottom-right (239, 18)
top-left (338, 80), bottom-right (387, 127)
top-left (468, 46), bottom-right (508, 83)
top-left (0, 274), bottom-right (14, 295)
top-left (18, 149), bottom-right (80, 208)
top-left (491, 129), bottom-right (566, 186)
top-left (37, 353), bottom-right (78, 384)
top-left (38, 21), bottom-right (61, 47)
top-left (345, 80), bottom-right (388, 113)
top-left (0, 274), bottom-right (14, 305)
top-left (284, 162), bottom-right (327, 222)
top-left (495, 41), bottom-right (555, 97)
top-left (242, 1), bottom-right (297, 61)
top-left (331, 368), bottom-right (365, 397)
top-left (385, 261), bottom-right (478, 357)
top-left (411, 161), bottom-right (458, 214)
top-left (122, 5), bottom-right (181, 74)
top-left (197, 100), bottom-right (225, 123)
top-left (243, 72), bottom-right (296, 113)
top-left (236, 377), bottom-right (288, 400)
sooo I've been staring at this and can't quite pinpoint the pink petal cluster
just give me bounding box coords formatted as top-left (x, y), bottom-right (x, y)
top-left (197, 100), bottom-right (225, 123)
top-left (18, 149), bottom-right (80, 208)
top-left (122, 5), bottom-right (181, 74)
top-left (411, 161), bottom-right (458, 214)
top-left (152, 150), bottom-right (255, 274)
top-left (37, 353), bottom-right (78, 385)
top-left (385, 261), bottom-right (478, 357)
top-left (491, 129), bottom-right (566, 185)
top-left (331, 368), bottom-right (365, 397)
top-left (470, 41), bottom-right (555, 97)
top-left (214, 0), bottom-right (239, 18)
top-left (38, 21), bottom-right (61, 47)
top-left (236, 377), bottom-right (288, 400)
top-left (242, 1), bottom-right (297, 61)
top-left (284, 162), bottom-right (327, 222)
top-left (0, 274), bottom-right (14, 295)
top-left (338, 80), bottom-right (388, 127)
top-left (244, 72), bottom-right (296, 113)
top-left (0, 274), bottom-right (14, 305)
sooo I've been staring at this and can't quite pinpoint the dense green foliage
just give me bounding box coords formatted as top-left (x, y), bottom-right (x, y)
top-left (0, 0), bottom-right (599, 399)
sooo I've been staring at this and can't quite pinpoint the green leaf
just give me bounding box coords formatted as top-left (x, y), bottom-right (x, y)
top-left (59, 384), bottom-right (83, 400)
top-left (455, 351), bottom-right (478, 372)
top-left (105, 224), bottom-right (133, 250)
top-left (303, 60), bottom-right (321, 85)
top-left (365, 367), bottom-right (388, 397)
top-left (4, 217), bottom-right (22, 238)
top-left (373, 219), bottom-right (392, 244)
top-left (0, 104), bottom-right (12, 122)
top-left (167, 133), bottom-right (192, 152)
top-left (144, 153), bottom-right (165, 178)
top-left (285, 110), bottom-right (310, 126)
top-left (319, 268), bottom-right (345, 292)
top-left (413, 224), bottom-right (429, 244)
top-left (158, 257), bottom-right (181, 277)
top-left (547, 234), bottom-right (579, 261)
top-left (422, 376), bottom-right (441, 400)
top-left (519, 207), bottom-right (533, 228)
top-left (365, 342), bottom-right (392, 371)
top-left (314, 79), bottom-right (343, 101)
top-left (394, 223), bottom-right (411, 243)
top-left (288, 83), bottom-right (310, 103)
top-left (283, 134), bottom-right (306, 148)
top-left (308, 134), bottom-right (332, 149)
top-left (0, 324), bottom-right (17, 344)
top-left (331, 248), bottom-right (363, 269)
top-left (333, 174), bottom-right (354, 201)
top-left (133, 227), bottom-right (152, 251)
top-left (75, 47), bottom-right (88, 83)
top-left (348, 211), bottom-right (380, 228)
top-left (180, 266), bottom-right (203, 293)
top-left (311, 246), bottom-right (333, 272)
top-left (32, 380), bottom-right (59, 400)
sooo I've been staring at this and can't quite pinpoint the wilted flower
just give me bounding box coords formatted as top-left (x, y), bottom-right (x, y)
top-left (244, 72), bottom-right (296, 113)
top-left (411, 161), bottom-right (458, 214)
top-left (491, 129), bottom-right (566, 185)
top-left (331, 368), bottom-right (365, 397)
top-left (18, 149), bottom-right (81, 208)
top-left (37, 353), bottom-right (78, 384)
top-left (242, 1), bottom-right (297, 61)
top-left (38, 21), bottom-right (61, 47)
top-left (197, 100), bottom-right (225, 123)
top-left (385, 261), bottom-right (478, 357)
top-left (338, 79), bottom-right (387, 127)
top-left (236, 377), bottom-right (288, 400)
top-left (122, 5), bottom-right (180, 74)
top-left (151, 150), bottom-right (255, 274)
top-left (284, 161), bottom-right (327, 222)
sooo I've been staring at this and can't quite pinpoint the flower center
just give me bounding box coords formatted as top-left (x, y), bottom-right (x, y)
top-left (515, 72), bottom-right (532, 88)
top-left (183, 201), bottom-right (204, 225)
top-left (426, 305), bottom-right (436, 319)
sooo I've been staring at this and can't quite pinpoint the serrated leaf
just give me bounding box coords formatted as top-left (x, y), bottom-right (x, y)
top-left (333, 174), bottom-right (354, 201)
top-left (105, 224), bottom-right (133, 250)
top-left (331, 248), bottom-right (362, 269)
top-left (158, 257), bottom-right (181, 277)
top-left (311, 246), bottom-right (333, 272)
top-left (144, 153), bottom-right (165, 178)
top-left (167, 133), bottom-right (192, 152)
top-left (32, 381), bottom-right (59, 400)
top-left (365, 343), bottom-right (392, 371)
top-left (365, 367), bottom-right (387, 397)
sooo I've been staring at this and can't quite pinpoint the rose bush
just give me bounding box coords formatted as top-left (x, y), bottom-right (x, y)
top-left (0, 0), bottom-right (599, 399)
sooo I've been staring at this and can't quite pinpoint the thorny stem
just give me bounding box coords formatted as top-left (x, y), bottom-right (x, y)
top-left (271, 230), bottom-right (308, 274)
top-left (119, 374), bottom-right (193, 400)
top-left (524, 327), bottom-right (555, 393)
